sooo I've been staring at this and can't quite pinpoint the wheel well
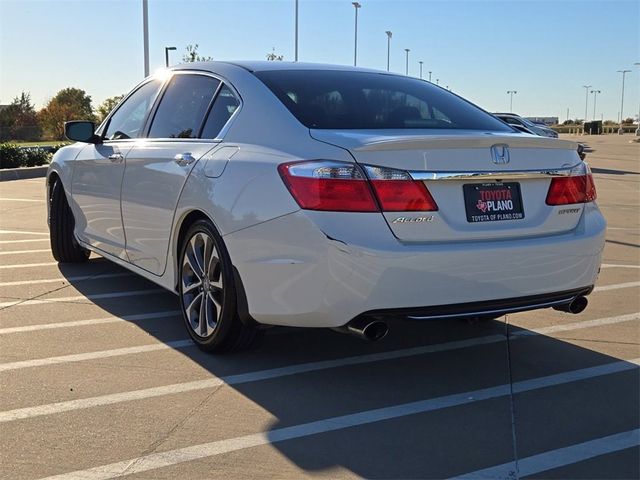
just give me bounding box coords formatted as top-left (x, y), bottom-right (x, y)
top-left (173, 210), bottom-right (257, 327)
top-left (48, 172), bottom-right (60, 197)
top-left (174, 210), bottom-right (211, 289)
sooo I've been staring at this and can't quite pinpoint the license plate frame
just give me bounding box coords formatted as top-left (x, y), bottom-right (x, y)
top-left (463, 182), bottom-right (525, 223)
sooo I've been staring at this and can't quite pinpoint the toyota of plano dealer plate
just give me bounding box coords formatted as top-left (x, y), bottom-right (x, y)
top-left (47, 61), bottom-right (606, 353)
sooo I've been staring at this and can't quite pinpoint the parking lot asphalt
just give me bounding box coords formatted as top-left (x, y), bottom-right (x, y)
top-left (0, 134), bottom-right (638, 480)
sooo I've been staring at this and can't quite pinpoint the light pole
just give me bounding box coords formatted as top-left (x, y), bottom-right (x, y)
top-left (404, 48), bottom-right (410, 75)
top-left (352, 2), bottom-right (361, 67)
top-left (142, 0), bottom-right (149, 77)
top-left (634, 63), bottom-right (640, 136)
top-left (418, 61), bottom-right (423, 79)
top-left (294, 0), bottom-right (298, 61)
top-left (617, 70), bottom-right (631, 134)
top-left (590, 90), bottom-right (601, 121)
top-left (385, 31), bottom-right (392, 71)
top-left (582, 85), bottom-right (592, 124)
top-left (507, 90), bottom-right (517, 112)
top-left (428, 71), bottom-right (432, 82)
top-left (164, 46), bottom-right (176, 67)
top-left (436, 78), bottom-right (439, 85)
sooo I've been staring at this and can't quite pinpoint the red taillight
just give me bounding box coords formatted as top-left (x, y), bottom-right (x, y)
top-left (278, 161), bottom-right (378, 212)
top-left (546, 174), bottom-right (597, 205)
top-left (370, 180), bottom-right (438, 211)
top-left (278, 161), bottom-right (438, 213)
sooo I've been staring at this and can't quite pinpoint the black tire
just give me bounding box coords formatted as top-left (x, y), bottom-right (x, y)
top-left (178, 219), bottom-right (259, 353)
top-left (49, 178), bottom-right (90, 263)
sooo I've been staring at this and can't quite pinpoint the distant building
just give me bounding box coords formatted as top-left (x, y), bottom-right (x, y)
top-left (526, 117), bottom-right (559, 126)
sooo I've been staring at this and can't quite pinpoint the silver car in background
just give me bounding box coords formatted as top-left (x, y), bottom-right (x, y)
top-left (494, 113), bottom-right (559, 138)
top-left (47, 62), bottom-right (605, 353)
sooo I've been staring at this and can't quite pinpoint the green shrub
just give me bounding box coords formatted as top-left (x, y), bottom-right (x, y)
top-left (0, 143), bottom-right (53, 169)
top-left (0, 143), bottom-right (23, 169)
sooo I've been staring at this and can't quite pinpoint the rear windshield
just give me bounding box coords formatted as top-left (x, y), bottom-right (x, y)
top-left (254, 70), bottom-right (512, 131)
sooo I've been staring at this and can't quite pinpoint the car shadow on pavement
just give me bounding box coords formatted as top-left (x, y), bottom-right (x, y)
top-left (57, 261), bottom-right (640, 479)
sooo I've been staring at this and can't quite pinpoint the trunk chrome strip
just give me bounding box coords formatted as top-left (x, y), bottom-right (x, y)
top-left (410, 163), bottom-right (583, 181)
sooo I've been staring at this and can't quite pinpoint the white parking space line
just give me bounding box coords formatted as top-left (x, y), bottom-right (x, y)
top-left (601, 263), bottom-right (640, 269)
top-left (594, 281), bottom-right (640, 292)
top-left (0, 272), bottom-right (132, 287)
top-left (0, 262), bottom-right (58, 270)
top-left (0, 197), bottom-right (44, 203)
top-left (2, 313), bottom-right (637, 421)
top-left (0, 310), bottom-right (180, 335)
top-left (0, 248), bottom-right (51, 256)
top-left (512, 312), bottom-right (640, 337)
top-left (0, 229), bottom-right (48, 236)
top-left (0, 339), bottom-right (193, 373)
top-left (454, 428), bottom-right (640, 479)
top-left (38, 359), bottom-right (640, 480)
top-left (0, 238), bottom-right (49, 245)
top-left (0, 288), bottom-right (166, 309)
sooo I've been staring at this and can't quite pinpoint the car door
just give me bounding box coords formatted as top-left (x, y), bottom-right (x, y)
top-left (71, 79), bottom-right (162, 259)
top-left (121, 72), bottom-right (239, 275)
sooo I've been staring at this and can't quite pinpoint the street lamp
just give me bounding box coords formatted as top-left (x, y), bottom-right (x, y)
top-left (428, 71), bottom-right (432, 82)
top-left (617, 69), bottom-right (631, 134)
top-left (385, 31), bottom-right (392, 71)
top-left (419, 61), bottom-right (423, 79)
top-left (142, 0), bottom-right (149, 77)
top-left (590, 90), bottom-right (601, 121)
top-left (634, 62), bottom-right (640, 136)
top-left (582, 85), bottom-right (592, 124)
top-left (507, 90), bottom-right (517, 112)
top-left (404, 48), bottom-right (410, 75)
top-left (352, 2), bottom-right (361, 67)
top-left (164, 46), bottom-right (176, 67)
top-left (436, 78), bottom-right (439, 85)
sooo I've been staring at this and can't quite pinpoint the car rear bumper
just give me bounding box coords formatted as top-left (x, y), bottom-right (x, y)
top-left (224, 204), bottom-right (605, 328)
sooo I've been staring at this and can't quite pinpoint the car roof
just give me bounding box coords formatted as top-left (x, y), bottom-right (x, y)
top-left (173, 60), bottom-right (395, 75)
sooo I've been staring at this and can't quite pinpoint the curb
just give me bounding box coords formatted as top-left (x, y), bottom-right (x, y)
top-left (0, 166), bottom-right (48, 182)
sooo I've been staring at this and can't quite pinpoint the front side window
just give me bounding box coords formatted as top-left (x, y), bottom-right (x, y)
top-left (148, 74), bottom-right (220, 139)
top-left (254, 70), bottom-right (512, 131)
top-left (103, 80), bottom-right (161, 140)
top-left (200, 85), bottom-right (240, 139)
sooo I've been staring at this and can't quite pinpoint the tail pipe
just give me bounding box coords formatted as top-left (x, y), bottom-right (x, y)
top-left (553, 296), bottom-right (588, 314)
top-left (334, 317), bottom-right (389, 341)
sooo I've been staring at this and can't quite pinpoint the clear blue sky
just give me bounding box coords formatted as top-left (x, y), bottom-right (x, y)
top-left (1, 0), bottom-right (638, 122)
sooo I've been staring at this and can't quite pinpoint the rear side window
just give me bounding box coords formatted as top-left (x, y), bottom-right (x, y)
top-left (103, 80), bottom-right (160, 140)
top-left (201, 85), bottom-right (240, 139)
top-left (254, 70), bottom-right (512, 131)
top-left (148, 74), bottom-right (220, 139)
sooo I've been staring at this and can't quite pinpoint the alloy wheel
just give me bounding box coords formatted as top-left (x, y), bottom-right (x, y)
top-left (181, 231), bottom-right (224, 337)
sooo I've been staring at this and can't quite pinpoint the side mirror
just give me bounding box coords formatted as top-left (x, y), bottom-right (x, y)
top-left (64, 121), bottom-right (101, 144)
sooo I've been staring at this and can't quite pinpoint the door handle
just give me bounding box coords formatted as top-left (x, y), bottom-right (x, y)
top-left (174, 153), bottom-right (196, 166)
top-left (108, 153), bottom-right (124, 163)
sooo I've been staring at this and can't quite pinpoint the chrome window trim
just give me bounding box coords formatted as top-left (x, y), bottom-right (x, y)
top-left (409, 163), bottom-right (584, 181)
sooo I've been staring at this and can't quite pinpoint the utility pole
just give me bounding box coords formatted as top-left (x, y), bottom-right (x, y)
top-left (617, 69), bottom-right (631, 134)
top-left (352, 2), bottom-right (361, 66)
top-left (294, 0), bottom-right (299, 61)
top-left (428, 71), bottom-right (432, 82)
top-left (142, 0), bottom-right (149, 77)
top-left (566, 107), bottom-right (570, 122)
top-left (419, 61), bottom-right (423, 79)
top-left (385, 31), bottom-right (392, 71)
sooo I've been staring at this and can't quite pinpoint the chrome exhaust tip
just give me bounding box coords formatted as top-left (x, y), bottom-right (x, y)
top-left (334, 318), bottom-right (389, 341)
top-left (553, 296), bottom-right (588, 314)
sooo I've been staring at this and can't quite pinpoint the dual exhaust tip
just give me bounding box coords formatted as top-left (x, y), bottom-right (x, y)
top-left (337, 295), bottom-right (588, 342)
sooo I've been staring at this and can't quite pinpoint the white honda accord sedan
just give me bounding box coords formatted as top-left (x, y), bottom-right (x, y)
top-left (47, 61), bottom-right (606, 352)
